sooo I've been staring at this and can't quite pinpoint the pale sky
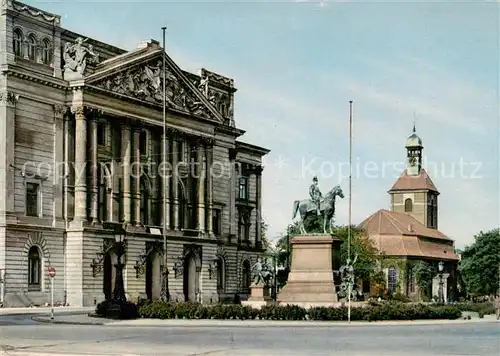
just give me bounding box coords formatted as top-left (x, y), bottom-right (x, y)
top-left (29, 0), bottom-right (499, 249)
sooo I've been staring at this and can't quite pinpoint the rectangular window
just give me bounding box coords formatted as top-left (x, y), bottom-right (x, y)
top-left (238, 177), bottom-right (248, 200)
top-left (97, 123), bottom-right (106, 146)
top-left (98, 184), bottom-right (107, 222)
top-left (26, 182), bottom-right (39, 217)
top-left (212, 209), bottom-right (221, 235)
top-left (139, 130), bottom-right (147, 155)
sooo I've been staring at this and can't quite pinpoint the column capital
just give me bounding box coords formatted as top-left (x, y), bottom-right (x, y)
top-left (0, 90), bottom-right (20, 107)
top-left (70, 105), bottom-right (103, 118)
top-left (53, 104), bottom-right (68, 119)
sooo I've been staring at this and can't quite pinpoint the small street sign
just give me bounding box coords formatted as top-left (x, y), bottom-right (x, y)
top-left (48, 266), bottom-right (56, 278)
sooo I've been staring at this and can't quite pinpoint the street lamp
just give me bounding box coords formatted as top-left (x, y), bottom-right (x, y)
top-left (438, 261), bottom-right (444, 304)
top-left (112, 225), bottom-right (127, 303)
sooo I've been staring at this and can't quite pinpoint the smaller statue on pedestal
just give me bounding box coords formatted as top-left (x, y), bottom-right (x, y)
top-left (251, 257), bottom-right (272, 286)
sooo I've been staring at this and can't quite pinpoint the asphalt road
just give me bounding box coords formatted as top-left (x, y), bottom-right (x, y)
top-left (0, 316), bottom-right (498, 356)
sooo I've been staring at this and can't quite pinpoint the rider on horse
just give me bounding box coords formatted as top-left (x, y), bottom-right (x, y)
top-left (309, 176), bottom-right (323, 216)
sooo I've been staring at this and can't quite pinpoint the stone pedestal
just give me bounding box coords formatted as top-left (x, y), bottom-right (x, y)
top-left (241, 283), bottom-right (273, 310)
top-left (277, 234), bottom-right (340, 308)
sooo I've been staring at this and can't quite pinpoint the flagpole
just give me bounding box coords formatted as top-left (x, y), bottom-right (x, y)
top-left (161, 26), bottom-right (170, 302)
top-left (348, 100), bottom-right (353, 323)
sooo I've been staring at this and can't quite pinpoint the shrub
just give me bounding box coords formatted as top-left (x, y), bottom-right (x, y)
top-left (137, 300), bottom-right (462, 321)
top-left (93, 299), bottom-right (139, 320)
top-left (450, 301), bottom-right (495, 318)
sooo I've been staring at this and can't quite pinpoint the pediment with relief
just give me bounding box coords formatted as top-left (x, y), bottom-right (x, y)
top-left (87, 54), bottom-right (223, 122)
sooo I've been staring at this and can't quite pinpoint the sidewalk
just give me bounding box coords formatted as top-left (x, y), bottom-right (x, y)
top-left (0, 306), bottom-right (94, 316)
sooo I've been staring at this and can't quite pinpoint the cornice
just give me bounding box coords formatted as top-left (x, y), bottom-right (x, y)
top-left (215, 123), bottom-right (245, 138)
top-left (236, 140), bottom-right (271, 156)
top-left (4, 65), bottom-right (68, 90)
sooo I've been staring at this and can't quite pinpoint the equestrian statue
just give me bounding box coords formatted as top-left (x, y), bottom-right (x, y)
top-left (292, 176), bottom-right (345, 235)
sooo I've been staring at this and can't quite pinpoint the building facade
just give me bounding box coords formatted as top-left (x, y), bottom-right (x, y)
top-left (0, 0), bottom-right (269, 307)
top-left (360, 126), bottom-right (459, 301)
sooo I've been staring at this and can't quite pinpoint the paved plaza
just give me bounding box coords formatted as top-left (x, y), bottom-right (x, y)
top-left (0, 313), bottom-right (498, 356)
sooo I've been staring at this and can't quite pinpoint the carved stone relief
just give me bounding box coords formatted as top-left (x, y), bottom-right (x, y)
top-left (0, 91), bottom-right (19, 106)
top-left (93, 59), bottom-right (214, 120)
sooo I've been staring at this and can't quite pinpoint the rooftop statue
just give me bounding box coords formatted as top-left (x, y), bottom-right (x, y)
top-left (63, 37), bottom-right (99, 79)
top-left (292, 176), bottom-right (344, 235)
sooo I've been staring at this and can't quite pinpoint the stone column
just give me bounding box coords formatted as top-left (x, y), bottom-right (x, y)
top-left (89, 118), bottom-right (99, 223)
top-left (160, 134), bottom-right (170, 228)
top-left (197, 143), bottom-right (206, 232)
top-left (228, 148), bottom-right (237, 238)
top-left (206, 144), bottom-right (214, 235)
top-left (71, 106), bottom-right (88, 222)
top-left (172, 139), bottom-right (179, 230)
top-left (133, 128), bottom-right (141, 225)
top-left (53, 105), bottom-right (66, 225)
top-left (255, 166), bottom-right (263, 247)
top-left (121, 124), bottom-right (132, 223)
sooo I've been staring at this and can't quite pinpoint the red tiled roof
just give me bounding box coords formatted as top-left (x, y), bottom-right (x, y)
top-left (389, 168), bottom-right (439, 193)
top-left (358, 209), bottom-right (459, 261)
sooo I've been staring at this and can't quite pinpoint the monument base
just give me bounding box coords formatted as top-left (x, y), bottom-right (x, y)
top-left (277, 234), bottom-right (340, 308)
top-left (241, 284), bottom-right (273, 310)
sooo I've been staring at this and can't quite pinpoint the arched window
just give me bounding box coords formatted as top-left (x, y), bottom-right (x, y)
top-left (216, 257), bottom-right (225, 292)
top-left (387, 267), bottom-right (398, 293)
top-left (404, 198), bottom-right (413, 212)
top-left (13, 28), bottom-right (23, 57)
top-left (42, 39), bottom-right (52, 65)
top-left (28, 246), bottom-right (41, 291)
top-left (242, 260), bottom-right (251, 293)
top-left (27, 34), bottom-right (37, 60)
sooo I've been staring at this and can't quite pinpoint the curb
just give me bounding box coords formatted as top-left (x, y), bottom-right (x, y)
top-left (31, 316), bottom-right (106, 326)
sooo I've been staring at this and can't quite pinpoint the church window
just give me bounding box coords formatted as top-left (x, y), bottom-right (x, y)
top-left (388, 267), bottom-right (398, 293)
top-left (28, 246), bottom-right (41, 291)
top-left (404, 198), bottom-right (413, 212)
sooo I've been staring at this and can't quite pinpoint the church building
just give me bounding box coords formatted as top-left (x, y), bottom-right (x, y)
top-left (0, 0), bottom-right (269, 307)
top-left (359, 126), bottom-right (459, 301)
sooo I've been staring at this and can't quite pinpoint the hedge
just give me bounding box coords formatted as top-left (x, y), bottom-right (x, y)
top-left (451, 302), bottom-right (496, 318)
top-left (138, 300), bottom-right (462, 321)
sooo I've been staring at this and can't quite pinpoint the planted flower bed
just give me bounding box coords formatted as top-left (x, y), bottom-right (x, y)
top-left (138, 300), bottom-right (462, 321)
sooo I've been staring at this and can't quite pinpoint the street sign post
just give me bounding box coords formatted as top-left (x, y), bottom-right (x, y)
top-left (48, 266), bottom-right (56, 320)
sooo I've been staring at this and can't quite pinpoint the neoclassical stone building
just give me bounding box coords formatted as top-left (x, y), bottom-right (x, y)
top-left (0, 0), bottom-right (269, 307)
top-left (360, 126), bottom-right (459, 301)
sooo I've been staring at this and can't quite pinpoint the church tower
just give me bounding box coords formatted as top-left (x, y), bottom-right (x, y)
top-left (388, 125), bottom-right (440, 229)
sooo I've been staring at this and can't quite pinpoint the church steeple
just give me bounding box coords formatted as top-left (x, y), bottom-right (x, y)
top-left (405, 123), bottom-right (423, 176)
top-left (388, 125), bottom-right (440, 229)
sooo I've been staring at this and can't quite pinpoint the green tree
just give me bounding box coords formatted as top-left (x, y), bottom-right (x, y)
top-left (414, 261), bottom-right (433, 300)
top-left (260, 218), bottom-right (270, 250)
top-left (459, 228), bottom-right (500, 297)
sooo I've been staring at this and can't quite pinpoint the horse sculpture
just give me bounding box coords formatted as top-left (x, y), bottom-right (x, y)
top-left (292, 185), bottom-right (345, 235)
